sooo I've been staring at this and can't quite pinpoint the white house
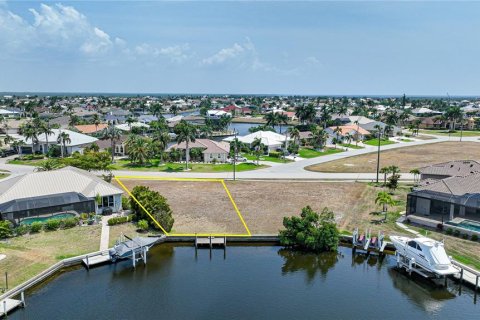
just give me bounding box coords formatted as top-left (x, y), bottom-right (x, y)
top-left (207, 110), bottom-right (231, 119)
top-left (0, 109), bottom-right (21, 118)
top-left (224, 130), bottom-right (291, 152)
top-left (115, 122), bottom-right (150, 132)
top-left (15, 129), bottom-right (98, 155)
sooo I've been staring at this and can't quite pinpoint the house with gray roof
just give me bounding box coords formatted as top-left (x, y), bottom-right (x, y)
top-left (406, 170), bottom-right (480, 223)
top-left (0, 167), bottom-right (123, 225)
top-left (418, 160), bottom-right (480, 180)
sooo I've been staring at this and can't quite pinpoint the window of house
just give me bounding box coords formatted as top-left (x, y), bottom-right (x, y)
top-left (99, 195), bottom-right (114, 208)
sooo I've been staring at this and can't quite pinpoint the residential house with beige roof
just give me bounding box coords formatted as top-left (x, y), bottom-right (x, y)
top-left (168, 139), bottom-right (230, 163)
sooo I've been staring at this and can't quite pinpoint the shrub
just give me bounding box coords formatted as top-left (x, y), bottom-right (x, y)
top-left (436, 223), bottom-right (443, 231)
top-left (130, 186), bottom-right (174, 232)
top-left (453, 229), bottom-right (460, 237)
top-left (471, 234), bottom-right (479, 241)
top-left (0, 220), bottom-right (13, 239)
top-left (462, 233), bottom-right (470, 240)
top-left (279, 206), bottom-right (339, 252)
top-left (44, 219), bottom-right (61, 231)
top-left (80, 213), bottom-right (89, 220)
top-left (107, 215), bottom-right (134, 226)
top-left (30, 221), bottom-right (43, 233)
top-left (62, 217), bottom-right (78, 229)
top-left (269, 151), bottom-right (281, 158)
top-left (15, 224), bottom-right (30, 236)
top-left (121, 197), bottom-right (130, 210)
top-left (446, 228), bottom-right (453, 235)
top-left (137, 220), bottom-right (149, 231)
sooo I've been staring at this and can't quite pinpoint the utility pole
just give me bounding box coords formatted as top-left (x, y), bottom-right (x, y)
top-left (375, 128), bottom-right (382, 184)
top-left (233, 129), bottom-right (237, 181)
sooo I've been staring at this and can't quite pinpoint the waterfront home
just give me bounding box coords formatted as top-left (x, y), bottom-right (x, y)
top-left (325, 125), bottom-right (370, 143)
top-left (115, 122), bottom-right (149, 132)
top-left (224, 130), bottom-right (290, 152)
top-left (0, 167), bottom-right (123, 224)
top-left (344, 116), bottom-right (402, 136)
top-left (74, 124), bottom-right (108, 135)
top-left (14, 129), bottom-right (98, 155)
top-left (167, 139), bottom-right (230, 163)
top-left (418, 160), bottom-right (480, 181)
top-left (207, 110), bottom-right (231, 119)
top-left (406, 172), bottom-right (480, 224)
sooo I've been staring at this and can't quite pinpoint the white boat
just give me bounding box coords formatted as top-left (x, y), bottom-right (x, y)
top-left (390, 236), bottom-right (459, 276)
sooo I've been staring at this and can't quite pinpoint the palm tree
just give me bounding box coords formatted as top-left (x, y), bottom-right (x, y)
top-left (375, 191), bottom-right (396, 221)
top-left (39, 121), bottom-right (53, 155)
top-left (152, 131), bottom-right (171, 162)
top-left (91, 113), bottom-right (101, 132)
top-left (19, 121), bottom-right (39, 155)
top-left (277, 113), bottom-right (289, 133)
top-left (288, 127), bottom-right (300, 146)
top-left (265, 112), bottom-right (280, 130)
top-left (333, 126), bottom-right (343, 148)
top-left (35, 159), bottom-right (61, 172)
top-left (199, 125), bottom-right (213, 138)
top-left (101, 125), bottom-right (122, 163)
top-left (126, 117), bottom-right (136, 130)
top-left (170, 105), bottom-right (179, 116)
top-left (380, 166), bottom-right (390, 186)
top-left (410, 168), bottom-right (420, 184)
top-left (174, 120), bottom-right (197, 170)
top-left (310, 126), bottom-right (328, 151)
top-left (127, 136), bottom-right (152, 165)
top-left (57, 131), bottom-right (71, 158)
top-left (251, 137), bottom-right (264, 165)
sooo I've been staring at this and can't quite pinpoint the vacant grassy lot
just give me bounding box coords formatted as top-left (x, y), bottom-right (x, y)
top-left (419, 129), bottom-right (480, 137)
top-left (363, 138), bottom-right (396, 146)
top-left (0, 226), bottom-right (101, 288)
top-left (298, 147), bottom-right (344, 158)
top-left (307, 141), bottom-right (480, 173)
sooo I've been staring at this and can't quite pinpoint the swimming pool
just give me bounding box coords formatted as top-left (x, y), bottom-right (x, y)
top-left (20, 213), bottom-right (76, 225)
top-left (446, 219), bottom-right (480, 233)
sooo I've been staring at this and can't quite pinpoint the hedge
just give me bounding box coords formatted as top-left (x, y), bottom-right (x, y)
top-left (108, 215), bottom-right (134, 226)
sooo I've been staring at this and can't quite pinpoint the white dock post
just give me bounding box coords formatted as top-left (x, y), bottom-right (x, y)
top-left (132, 250), bottom-right (136, 268)
top-left (396, 253), bottom-right (400, 268)
top-left (144, 247), bottom-right (147, 265)
top-left (3, 299), bottom-right (6, 317)
top-left (21, 291), bottom-right (25, 307)
top-left (86, 255), bottom-right (90, 270)
top-left (476, 275), bottom-right (479, 291)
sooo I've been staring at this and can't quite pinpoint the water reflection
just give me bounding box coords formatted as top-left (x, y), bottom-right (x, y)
top-left (387, 268), bottom-right (456, 314)
top-left (278, 249), bottom-right (342, 283)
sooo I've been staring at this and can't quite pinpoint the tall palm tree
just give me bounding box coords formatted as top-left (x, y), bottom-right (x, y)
top-left (152, 131), bottom-right (171, 162)
top-left (39, 121), bottom-right (53, 155)
top-left (265, 112), bottom-right (280, 130)
top-left (57, 131), bottom-right (71, 158)
top-left (333, 126), bottom-right (343, 148)
top-left (174, 120), bottom-right (197, 170)
top-left (380, 166), bottom-right (390, 186)
top-left (126, 117), bottom-right (136, 130)
top-left (277, 113), bottom-right (289, 133)
top-left (19, 121), bottom-right (38, 155)
top-left (91, 113), bottom-right (101, 132)
top-left (251, 137), bottom-right (264, 165)
top-left (288, 127), bottom-right (300, 146)
top-left (102, 125), bottom-right (122, 163)
top-left (310, 126), bottom-right (328, 151)
top-left (410, 168), bottom-right (420, 183)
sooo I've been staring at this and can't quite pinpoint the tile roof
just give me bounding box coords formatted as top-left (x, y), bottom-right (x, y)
top-left (74, 124), bottom-right (108, 134)
top-left (419, 160), bottom-right (480, 178)
top-left (168, 139), bottom-right (230, 154)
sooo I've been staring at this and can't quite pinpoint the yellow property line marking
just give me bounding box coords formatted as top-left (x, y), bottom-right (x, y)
top-left (114, 176), bottom-right (251, 237)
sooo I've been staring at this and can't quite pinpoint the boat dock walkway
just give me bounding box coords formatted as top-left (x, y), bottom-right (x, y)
top-left (1, 294), bottom-right (25, 317)
top-left (82, 251), bottom-right (111, 268)
top-left (452, 260), bottom-right (480, 291)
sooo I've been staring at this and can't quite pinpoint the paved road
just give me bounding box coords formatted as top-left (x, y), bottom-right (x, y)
top-left (1, 134), bottom-right (478, 181)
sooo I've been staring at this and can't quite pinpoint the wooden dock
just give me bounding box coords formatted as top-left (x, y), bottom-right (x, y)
top-left (82, 252), bottom-right (111, 268)
top-left (195, 236), bottom-right (226, 248)
top-left (1, 297), bottom-right (24, 317)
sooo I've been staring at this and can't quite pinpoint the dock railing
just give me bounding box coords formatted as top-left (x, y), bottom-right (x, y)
top-left (452, 260), bottom-right (480, 291)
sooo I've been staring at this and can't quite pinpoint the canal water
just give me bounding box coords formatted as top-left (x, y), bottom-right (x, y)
top-left (11, 245), bottom-right (478, 320)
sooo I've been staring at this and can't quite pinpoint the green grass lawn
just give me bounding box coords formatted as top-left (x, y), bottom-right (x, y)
top-left (363, 138), bottom-right (396, 146)
top-left (244, 154), bottom-right (292, 163)
top-left (298, 147), bottom-right (344, 158)
top-left (7, 158), bottom-right (44, 165)
top-left (0, 173), bottom-right (9, 180)
top-left (419, 129), bottom-right (480, 137)
top-left (110, 160), bottom-right (267, 172)
top-left (400, 138), bottom-right (414, 142)
top-left (340, 143), bottom-right (364, 149)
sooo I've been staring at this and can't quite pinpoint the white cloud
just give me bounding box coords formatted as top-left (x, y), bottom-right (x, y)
top-left (135, 43), bottom-right (191, 63)
top-left (201, 43), bottom-right (245, 65)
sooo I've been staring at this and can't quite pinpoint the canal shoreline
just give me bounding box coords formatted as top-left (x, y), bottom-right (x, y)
top-left (1, 234), bottom-right (479, 316)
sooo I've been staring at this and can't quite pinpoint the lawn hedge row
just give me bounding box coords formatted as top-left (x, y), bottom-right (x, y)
top-left (107, 215), bottom-right (134, 226)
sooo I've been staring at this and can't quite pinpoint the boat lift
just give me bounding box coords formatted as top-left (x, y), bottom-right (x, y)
top-left (109, 235), bottom-right (166, 268)
top-left (352, 228), bottom-right (387, 254)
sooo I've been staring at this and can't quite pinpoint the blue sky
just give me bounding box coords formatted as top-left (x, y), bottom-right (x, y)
top-left (1, 1), bottom-right (479, 95)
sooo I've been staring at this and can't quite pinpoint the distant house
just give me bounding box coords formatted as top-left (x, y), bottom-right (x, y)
top-left (207, 110), bottom-right (231, 119)
top-left (95, 135), bottom-right (128, 156)
top-left (14, 129), bottom-right (98, 155)
top-left (168, 139), bottom-right (230, 163)
top-left (345, 116), bottom-right (402, 136)
top-left (115, 122), bottom-right (149, 132)
top-left (411, 107), bottom-right (443, 117)
top-left (220, 105), bottom-right (251, 116)
top-left (74, 124), bottom-right (108, 135)
top-left (273, 109), bottom-right (297, 121)
top-left (326, 125), bottom-right (371, 143)
top-left (0, 109), bottom-right (21, 118)
top-left (0, 167), bottom-right (123, 224)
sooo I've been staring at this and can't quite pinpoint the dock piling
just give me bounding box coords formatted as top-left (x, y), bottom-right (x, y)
top-left (21, 291), bottom-right (25, 307)
top-left (3, 300), bottom-right (6, 317)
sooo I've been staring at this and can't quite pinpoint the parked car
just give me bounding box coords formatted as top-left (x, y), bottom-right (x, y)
top-left (0, 149), bottom-right (16, 158)
top-left (229, 156), bottom-right (247, 163)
